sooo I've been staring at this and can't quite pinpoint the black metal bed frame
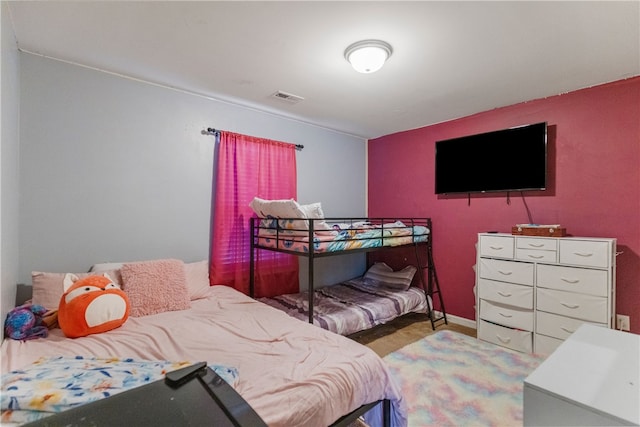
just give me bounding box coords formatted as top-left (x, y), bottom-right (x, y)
top-left (249, 217), bottom-right (447, 329)
top-left (249, 217), bottom-right (447, 426)
top-left (330, 399), bottom-right (391, 427)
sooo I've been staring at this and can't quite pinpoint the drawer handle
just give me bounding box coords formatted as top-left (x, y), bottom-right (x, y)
top-left (496, 334), bottom-right (512, 344)
top-left (497, 291), bottom-right (512, 297)
top-left (490, 245), bottom-right (504, 250)
top-left (560, 326), bottom-right (575, 334)
top-left (528, 243), bottom-right (545, 248)
top-left (573, 252), bottom-right (593, 258)
top-left (497, 270), bottom-right (513, 276)
top-left (498, 312), bottom-right (513, 318)
top-left (561, 277), bottom-right (580, 284)
top-left (561, 302), bottom-right (580, 309)
top-left (527, 254), bottom-right (544, 259)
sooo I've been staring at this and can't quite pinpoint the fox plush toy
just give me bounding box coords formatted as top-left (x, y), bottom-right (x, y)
top-left (58, 273), bottom-right (130, 338)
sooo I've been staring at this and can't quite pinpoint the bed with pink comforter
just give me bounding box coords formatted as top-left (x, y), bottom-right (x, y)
top-left (1, 286), bottom-right (406, 427)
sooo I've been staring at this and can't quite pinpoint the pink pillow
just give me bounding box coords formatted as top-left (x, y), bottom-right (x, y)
top-left (32, 270), bottom-right (123, 311)
top-left (120, 259), bottom-right (190, 317)
top-left (184, 260), bottom-right (211, 300)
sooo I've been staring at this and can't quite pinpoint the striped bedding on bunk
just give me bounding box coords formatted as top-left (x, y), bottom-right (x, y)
top-left (258, 278), bottom-right (428, 336)
top-left (256, 220), bottom-right (430, 254)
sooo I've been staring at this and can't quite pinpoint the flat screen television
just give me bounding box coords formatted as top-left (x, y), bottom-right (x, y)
top-left (435, 122), bottom-right (547, 194)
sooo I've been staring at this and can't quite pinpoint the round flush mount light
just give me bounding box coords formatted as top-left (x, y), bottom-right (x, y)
top-left (344, 39), bottom-right (393, 74)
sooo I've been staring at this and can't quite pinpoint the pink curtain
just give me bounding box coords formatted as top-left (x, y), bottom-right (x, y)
top-left (209, 131), bottom-right (299, 297)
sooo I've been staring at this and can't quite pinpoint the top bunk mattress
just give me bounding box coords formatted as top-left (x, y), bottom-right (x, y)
top-left (254, 218), bottom-right (430, 254)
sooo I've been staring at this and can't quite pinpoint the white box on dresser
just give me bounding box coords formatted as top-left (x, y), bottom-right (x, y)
top-left (476, 233), bottom-right (616, 355)
top-left (523, 324), bottom-right (639, 426)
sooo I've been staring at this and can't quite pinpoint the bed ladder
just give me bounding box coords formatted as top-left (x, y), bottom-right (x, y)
top-left (414, 242), bottom-right (448, 330)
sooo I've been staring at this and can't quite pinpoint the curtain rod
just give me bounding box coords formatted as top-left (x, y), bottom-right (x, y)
top-left (204, 128), bottom-right (304, 151)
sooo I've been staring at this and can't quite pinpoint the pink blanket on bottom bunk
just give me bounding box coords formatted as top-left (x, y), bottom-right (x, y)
top-left (1, 286), bottom-right (406, 427)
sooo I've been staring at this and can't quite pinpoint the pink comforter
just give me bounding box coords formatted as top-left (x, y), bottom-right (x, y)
top-left (1, 286), bottom-right (406, 427)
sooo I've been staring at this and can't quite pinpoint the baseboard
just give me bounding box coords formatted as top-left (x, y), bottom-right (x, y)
top-left (434, 311), bottom-right (476, 330)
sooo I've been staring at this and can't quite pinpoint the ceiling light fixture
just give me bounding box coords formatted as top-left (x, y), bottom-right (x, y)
top-left (344, 40), bottom-right (393, 74)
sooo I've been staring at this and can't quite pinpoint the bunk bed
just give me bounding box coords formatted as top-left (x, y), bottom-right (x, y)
top-left (249, 211), bottom-right (448, 333)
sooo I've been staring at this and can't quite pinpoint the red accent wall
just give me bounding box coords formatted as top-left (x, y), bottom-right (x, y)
top-left (368, 77), bottom-right (640, 333)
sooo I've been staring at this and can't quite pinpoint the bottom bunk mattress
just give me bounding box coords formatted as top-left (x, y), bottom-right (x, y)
top-left (258, 278), bottom-right (429, 336)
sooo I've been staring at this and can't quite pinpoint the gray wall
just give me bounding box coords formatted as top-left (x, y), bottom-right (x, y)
top-left (17, 53), bottom-right (366, 291)
top-left (1, 3), bottom-right (22, 325)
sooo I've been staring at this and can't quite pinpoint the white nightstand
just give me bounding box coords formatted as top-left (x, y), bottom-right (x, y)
top-left (523, 324), bottom-right (640, 426)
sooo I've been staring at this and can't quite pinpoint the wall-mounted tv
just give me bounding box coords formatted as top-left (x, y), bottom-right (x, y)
top-left (435, 122), bottom-right (547, 195)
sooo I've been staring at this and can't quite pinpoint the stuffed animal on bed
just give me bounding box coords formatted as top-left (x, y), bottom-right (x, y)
top-left (4, 304), bottom-right (51, 340)
top-left (58, 273), bottom-right (130, 338)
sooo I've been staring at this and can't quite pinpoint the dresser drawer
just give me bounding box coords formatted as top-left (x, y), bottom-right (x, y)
top-left (534, 333), bottom-right (563, 356)
top-left (479, 235), bottom-right (514, 259)
top-left (559, 240), bottom-right (610, 268)
top-left (516, 248), bottom-right (557, 263)
top-left (477, 278), bottom-right (533, 309)
top-left (537, 288), bottom-right (608, 323)
top-left (517, 237), bottom-right (558, 251)
top-left (536, 311), bottom-right (605, 340)
top-left (478, 319), bottom-right (533, 353)
top-left (479, 299), bottom-right (534, 331)
top-left (537, 264), bottom-right (608, 296)
top-left (478, 258), bottom-right (534, 286)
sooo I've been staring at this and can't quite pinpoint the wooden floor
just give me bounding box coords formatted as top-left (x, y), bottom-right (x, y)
top-left (349, 313), bottom-right (476, 357)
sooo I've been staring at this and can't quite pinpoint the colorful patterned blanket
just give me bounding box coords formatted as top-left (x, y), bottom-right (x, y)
top-left (383, 330), bottom-right (545, 427)
top-left (257, 221), bottom-right (429, 254)
top-left (1, 356), bottom-right (238, 426)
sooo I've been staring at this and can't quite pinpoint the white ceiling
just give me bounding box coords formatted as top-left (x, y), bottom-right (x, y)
top-left (7, 1), bottom-right (640, 139)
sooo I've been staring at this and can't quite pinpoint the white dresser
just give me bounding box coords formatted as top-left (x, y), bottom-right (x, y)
top-left (523, 324), bottom-right (639, 426)
top-left (476, 233), bottom-right (616, 354)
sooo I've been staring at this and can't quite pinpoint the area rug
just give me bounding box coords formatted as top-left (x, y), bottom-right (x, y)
top-left (383, 330), bottom-right (546, 427)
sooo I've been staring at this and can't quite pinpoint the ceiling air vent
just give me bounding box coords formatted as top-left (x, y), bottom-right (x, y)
top-left (271, 91), bottom-right (304, 104)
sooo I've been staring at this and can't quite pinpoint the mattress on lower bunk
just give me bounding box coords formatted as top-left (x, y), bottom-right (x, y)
top-left (258, 278), bottom-right (429, 336)
top-left (257, 221), bottom-right (429, 253)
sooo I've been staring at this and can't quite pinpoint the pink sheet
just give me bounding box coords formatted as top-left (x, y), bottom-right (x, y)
top-left (1, 286), bottom-right (406, 427)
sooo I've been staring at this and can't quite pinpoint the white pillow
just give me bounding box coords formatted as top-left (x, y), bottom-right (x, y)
top-left (249, 197), bottom-right (305, 219)
top-left (299, 202), bottom-right (333, 231)
top-left (184, 260), bottom-right (211, 300)
top-left (249, 197), bottom-right (310, 233)
top-left (90, 262), bottom-right (124, 272)
top-left (299, 202), bottom-right (324, 219)
top-left (363, 262), bottom-right (417, 291)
